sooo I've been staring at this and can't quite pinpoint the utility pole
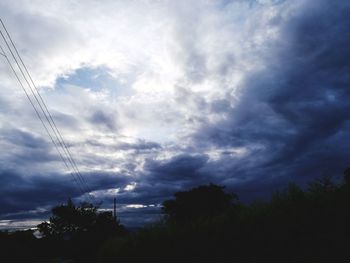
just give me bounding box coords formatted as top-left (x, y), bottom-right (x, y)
top-left (113, 197), bottom-right (117, 221)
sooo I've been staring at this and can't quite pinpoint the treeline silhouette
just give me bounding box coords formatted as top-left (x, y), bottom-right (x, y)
top-left (1, 169), bottom-right (350, 262)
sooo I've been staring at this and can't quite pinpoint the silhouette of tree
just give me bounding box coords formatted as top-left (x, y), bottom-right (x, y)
top-left (162, 183), bottom-right (237, 224)
top-left (37, 198), bottom-right (125, 239)
top-left (344, 167), bottom-right (350, 185)
top-left (308, 175), bottom-right (337, 196)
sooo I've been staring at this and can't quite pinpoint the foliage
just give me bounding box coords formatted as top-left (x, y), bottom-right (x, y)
top-left (162, 183), bottom-right (238, 224)
top-left (37, 199), bottom-right (125, 240)
top-left (35, 199), bottom-right (126, 262)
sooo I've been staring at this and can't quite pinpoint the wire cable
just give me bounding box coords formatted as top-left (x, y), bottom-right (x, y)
top-left (0, 20), bottom-right (92, 195)
top-left (0, 25), bottom-right (91, 200)
top-left (0, 42), bottom-right (85, 196)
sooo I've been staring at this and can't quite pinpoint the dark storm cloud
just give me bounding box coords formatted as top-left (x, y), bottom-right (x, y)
top-left (115, 154), bottom-right (215, 209)
top-left (1, 129), bottom-right (49, 149)
top-left (90, 110), bottom-right (118, 131)
top-left (0, 169), bottom-right (130, 219)
top-left (85, 171), bottom-right (129, 191)
top-left (104, 154), bottom-right (212, 209)
top-left (114, 182), bottom-right (177, 206)
top-left (0, 170), bottom-right (78, 215)
top-left (145, 154), bottom-right (209, 182)
top-left (0, 128), bottom-right (59, 165)
top-left (191, 0), bottom-right (350, 197)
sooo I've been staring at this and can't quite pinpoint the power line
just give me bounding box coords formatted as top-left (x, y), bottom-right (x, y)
top-left (0, 20), bottom-right (93, 201)
top-left (0, 42), bottom-right (85, 196)
top-left (0, 19), bottom-right (93, 196)
top-left (0, 41), bottom-right (86, 197)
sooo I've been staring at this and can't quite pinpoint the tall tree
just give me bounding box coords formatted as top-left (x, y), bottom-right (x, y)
top-left (162, 184), bottom-right (237, 224)
top-left (37, 199), bottom-right (125, 239)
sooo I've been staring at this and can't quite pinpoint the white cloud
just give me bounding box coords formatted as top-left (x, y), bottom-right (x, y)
top-left (124, 182), bottom-right (137, 191)
top-left (0, 1), bottom-right (295, 147)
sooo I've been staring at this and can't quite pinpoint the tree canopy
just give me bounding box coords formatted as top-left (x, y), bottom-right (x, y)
top-left (37, 199), bottom-right (125, 239)
top-left (162, 183), bottom-right (237, 224)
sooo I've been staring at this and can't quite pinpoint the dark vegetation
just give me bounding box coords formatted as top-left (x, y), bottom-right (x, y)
top-left (1, 169), bottom-right (350, 262)
top-left (0, 200), bottom-right (126, 262)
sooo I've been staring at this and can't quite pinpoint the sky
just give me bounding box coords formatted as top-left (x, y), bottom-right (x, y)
top-left (0, 0), bottom-right (349, 228)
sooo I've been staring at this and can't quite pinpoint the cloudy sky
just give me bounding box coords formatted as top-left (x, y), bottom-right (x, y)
top-left (0, 0), bottom-right (349, 228)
